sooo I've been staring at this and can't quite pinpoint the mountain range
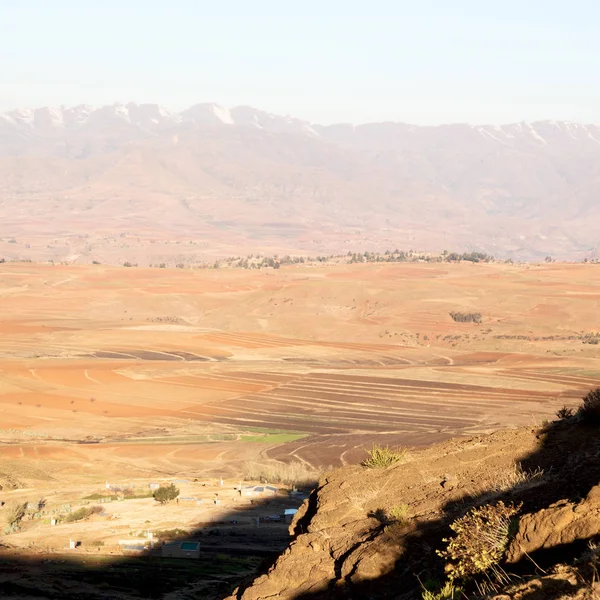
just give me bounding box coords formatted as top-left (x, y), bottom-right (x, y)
top-left (1, 102), bottom-right (600, 262)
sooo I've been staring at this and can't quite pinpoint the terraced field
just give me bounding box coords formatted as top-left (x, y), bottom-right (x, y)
top-left (1, 261), bottom-right (600, 477)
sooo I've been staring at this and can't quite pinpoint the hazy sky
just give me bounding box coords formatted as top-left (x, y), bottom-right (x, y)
top-left (1, 0), bottom-right (599, 125)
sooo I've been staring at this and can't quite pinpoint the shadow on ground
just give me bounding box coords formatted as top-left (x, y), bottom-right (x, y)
top-left (3, 416), bottom-right (600, 600)
top-left (0, 490), bottom-right (301, 600)
top-left (257, 415), bottom-right (600, 600)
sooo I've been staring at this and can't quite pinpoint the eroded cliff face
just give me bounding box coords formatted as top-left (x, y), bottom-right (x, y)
top-left (226, 421), bottom-right (600, 600)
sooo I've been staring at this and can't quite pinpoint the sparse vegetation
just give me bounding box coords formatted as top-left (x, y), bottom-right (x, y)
top-left (582, 332), bottom-right (600, 345)
top-left (62, 506), bottom-right (102, 523)
top-left (437, 501), bottom-right (520, 583)
top-left (242, 460), bottom-right (321, 488)
top-left (153, 528), bottom-right (189, 541)
top-left (421, 581), bottom-right (463, 600)
top-left (153, 483), bottom-right (180, 504)
top-left (362, 444), bottom-right (407, 468)
top-left (577, 388), bottom-right (600, 423)
top-left (3, 501), bottom-right (27, 533)
top-left (556, 405), bottom-right (574, 419)
top-left (449, 311), bottom-right (482, 324)
top-left (481, 464), bottom-right (545, 498)
top-left (388, 503), bottom-right (409, 524)
top-left (370, 504), bottom-right (409, 526)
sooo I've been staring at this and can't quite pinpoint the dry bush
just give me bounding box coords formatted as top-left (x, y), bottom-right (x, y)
top-left (362, 444), bottom-right (407, 468)
top-left (242, 460), bottom-right (322, 488)
top-left (578, 388), bottom-right (600, 423)
top-left (5, 501), bottom-right (27, 527)
top-left (62, 506), bottom-right (102, 523)
top-left (556, 405), bottom-right (574, 420)
top-left (438, 501), bottom-right (520, 583)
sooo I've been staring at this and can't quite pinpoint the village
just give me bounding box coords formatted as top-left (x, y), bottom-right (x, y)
top-left (0, 475), bottom-right (306, 561)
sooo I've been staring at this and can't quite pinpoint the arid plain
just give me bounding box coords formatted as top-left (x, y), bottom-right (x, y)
top-left (3, 259), bottom-right (600, 597)
top-left (2, 260), bottom-right (600, 482)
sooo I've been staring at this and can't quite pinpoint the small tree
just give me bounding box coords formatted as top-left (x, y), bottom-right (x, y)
top-left (153, 484), bottom-right (179, 505)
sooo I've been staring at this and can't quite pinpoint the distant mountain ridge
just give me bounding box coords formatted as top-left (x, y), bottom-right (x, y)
top-left (1, 102), bottom-right (599, 261)
top-left (2, 102), bottom-right (600, 144)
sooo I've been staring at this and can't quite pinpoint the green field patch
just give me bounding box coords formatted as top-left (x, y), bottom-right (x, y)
top-left (240, 431), bottom-right (308, 444)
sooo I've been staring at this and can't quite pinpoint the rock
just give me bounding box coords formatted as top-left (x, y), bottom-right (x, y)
top-left (507, 484), bottom-right (600, 564)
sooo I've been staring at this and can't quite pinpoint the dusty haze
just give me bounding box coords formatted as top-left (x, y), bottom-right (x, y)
top-left (1, 102), bottom-right (600, 264)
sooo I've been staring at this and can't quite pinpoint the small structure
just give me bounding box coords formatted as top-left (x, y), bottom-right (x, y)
top-left (178, 497), bottom-right (197, 505)
top-left (149, 483), bottom-right (160, 491)
top-left (284, 508), bottom-right (298, 524)
top-left (161, 541), bottom-right (200, 559)
top-left (242, 485), bottom-right (278, 497)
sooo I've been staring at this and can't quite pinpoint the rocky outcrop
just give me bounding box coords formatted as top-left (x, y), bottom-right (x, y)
top-left (227, 421), bottom-right (600, 600)
top-left (226, 428), bottom-right (543, 600)
top-left (507, 484), bottom-right (600, 564)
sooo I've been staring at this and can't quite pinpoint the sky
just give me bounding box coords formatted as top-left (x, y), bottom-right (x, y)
top-left (1, 0), bottom-right (599, 125)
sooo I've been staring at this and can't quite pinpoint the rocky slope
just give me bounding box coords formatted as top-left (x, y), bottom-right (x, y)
top-left (2, 103), bottom-right (600, 260)
top-left (227, 414), bottom-right (600, 599)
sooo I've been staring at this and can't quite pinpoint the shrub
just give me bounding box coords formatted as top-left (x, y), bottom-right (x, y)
top-left (438, 501), bottom-right (520, 582)
top-left (153, 528), bottom-right (188, 540)
top-left (582, 333), bottom-right (600, 345)
top-left (578, 388), bottom-right (600, 423)
top-left (556, 405), bottom-right (574, 420)
top-left (153, 484), bottom-right (180, 504)
top-left (422, 581), bottom-right (463, 600)
top-left (362, 444), bottom-right (407, 468)
top-left (388, 503), bottom-right (409, 524)
top-left (449, 312), bottom-right (482, 324)
top-left (63, 506), bottom-right (102, 523)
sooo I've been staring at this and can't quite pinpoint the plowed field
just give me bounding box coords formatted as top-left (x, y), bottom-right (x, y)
top-left (1, 261), bottom-right (600, 478)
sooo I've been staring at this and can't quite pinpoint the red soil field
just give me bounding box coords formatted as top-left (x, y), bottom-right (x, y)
top-left (1, 261), bottom-right (600, 476)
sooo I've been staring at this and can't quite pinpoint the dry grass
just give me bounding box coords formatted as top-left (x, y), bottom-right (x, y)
top-left (242, 460), bottom-right (323, 488)
top-left (4, 501), bottom-right (27, 527)
top-left (489, 464), bottom-right (545, 494)
top-left (421, 581), bottom-right (463, 600)
top-left (370, 503), bottom-right (410, 526)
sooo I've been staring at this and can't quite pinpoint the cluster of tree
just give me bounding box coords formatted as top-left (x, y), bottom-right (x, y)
top-left (348, 250), bottom-right (494, 264)
top-left (443, 251), bottom-right (493, 263)
top-left (449, 311), bottom-right (483, 323)
top-left (116, 249), bottom-right (494, 270)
